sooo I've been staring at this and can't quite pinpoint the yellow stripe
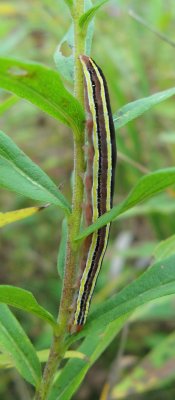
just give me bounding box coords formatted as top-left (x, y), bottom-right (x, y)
top-left (82, 59), bottom-right (113, 321)
top-left (80, 59), bottom-right (112, 320)
top-left (90, 59), bottom-right (112, 211)
top-left (74, 60), bottom-right (100, 323)
top-left (73, 57), bottom-right (112, 326)
top-left (84, 224), bottom-right (111, 322)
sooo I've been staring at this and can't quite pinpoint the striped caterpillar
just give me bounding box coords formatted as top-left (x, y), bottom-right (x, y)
top-left (69, 55), bottom-right (116, 334)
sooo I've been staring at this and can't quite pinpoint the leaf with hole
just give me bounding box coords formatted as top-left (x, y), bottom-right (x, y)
top-left (0, 57), bottom-right (84, 137)
top-left (54, 24), bottom-right (74, 82)
top-left (54, 0), bottom-right (94, 82)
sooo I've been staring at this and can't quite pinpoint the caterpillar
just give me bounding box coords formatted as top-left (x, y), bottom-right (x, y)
top-left (69, 55), bottom-right (116, 334)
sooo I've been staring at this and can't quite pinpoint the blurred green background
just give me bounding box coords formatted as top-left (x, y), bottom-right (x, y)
top-left (1, 0), bottom-right (175, 398)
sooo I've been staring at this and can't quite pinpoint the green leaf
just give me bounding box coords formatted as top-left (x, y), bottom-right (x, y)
top-left (0, 349), bottom-right (87, 368)
top-left (0, 304), bottom-right (41, 386)
top-left (154, 235), bottom-right (175, 262)
top-left (37, 349), bottom-right (87, 364)
top-left (0, 57), bottom-right (84, 137)
top-left (59, 255), bottom-right (175, 397)
top-left (54, 25), bottom-right (74, 82)
top-left (0, 285), bottom-right (57, 328)
top-left (48, 314), bottom-right (129, 400)
top-left (113, 87), bottom-right (175, 128)
top-left (117, 241), bottom-right (157, 260)
top-left (111, 331), bottom-right (175, 398)
top-left (75, 168), bottom-right (175, 241)
top-left (85, 0), bottom-right (95, 55)
top-left (0, 352), bottom-right (13, 369)
top-left (132, 294), bottom-right (175, 322)
top-left (0, 205), bottom-right (47, 228)
top-left (79, 0), bottom-right (109, 33)
top-left (0, 130), bottom-right (71, 213)
top-left (117, 194), bottom-right (175, 219)
top-left (64, 0), bottom-right (73, 9)
top-left (57, 218), bottom-right (68, 280)
top-left (54, 1), bottom-right (94, 82)
top-left (76, 254), bottom-right (175, 338)
top-left (0, 95), bottom-right (19, 116)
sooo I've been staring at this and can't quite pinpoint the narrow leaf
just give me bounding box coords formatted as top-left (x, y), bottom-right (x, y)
top-left (48, 315), bottom-right (129, 400)
top-left (117, 241), bottom-right (157, 260)
top-left (76, 254), bottom-right (175, 338)
top-left (113, 87), bottom-right (175, 128)
top-left (64, 0), bottom-right (73, 9)
top-left (132, 294), bottom-right (175, 322)
top-left (57, 218), bottom-right (68, 280)
top-left (117, 194), bottom-right (175, 219)
top-left (79, 0), bottom-right (109, 33)
top-left (75, 168), bottom-right (175, 241)
top-left (154, 235), bottom-right (175, 262)
top-left (84, 0), bottom-right (95, 55)
top-left (0, 58), bottom-right (84, 136)
top-left (38, 349), bottom-right (87, 363)
top-left (0, 285), bottom-right (57, 328)
top-left (0, 349), bottom-right (87, 367)
top-left (0, 205), bottom-right (47, 228)
top-left (0, 95), bottom-right (19, 115)
top-left (54, 25), bottom-right (74, 82)
top-left (54, 1), bottom-right (94, 82)
top-left (0, 130), bottom-right (70, 213)
top-left (111, 331), bottom-right (175, 398)
top-left (64, 351), bottom-right (87, 361)
top-left (0, 353), bottom-right (12, 368)
top-left (48, 258), bottom-right (175, 397)
top-left (0, 304), bottom-right (41, 386)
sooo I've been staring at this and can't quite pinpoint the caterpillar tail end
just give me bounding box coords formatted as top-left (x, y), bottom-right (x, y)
top-left (68, 323), bottom-right (83, 335)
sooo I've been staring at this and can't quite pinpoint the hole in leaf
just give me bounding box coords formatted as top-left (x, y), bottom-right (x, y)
top-left (60, 41), bottom-right (73, 57)
top-left (8, 67), bottom-right (29, 77)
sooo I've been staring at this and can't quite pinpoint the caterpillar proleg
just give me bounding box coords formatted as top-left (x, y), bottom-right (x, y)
top-left (69, 55), bottom-right (116, 333)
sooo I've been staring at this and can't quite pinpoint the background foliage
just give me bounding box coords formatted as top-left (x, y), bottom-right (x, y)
top-left (1, 0), bottom-right (175, 398)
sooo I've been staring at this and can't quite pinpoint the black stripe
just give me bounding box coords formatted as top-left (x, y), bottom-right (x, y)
top-left (75, 57), bottom-right (117, 328)
top-left (77, 67), bottom-right (103, 324)
top-left (91, 59), bottom-right (117, 205)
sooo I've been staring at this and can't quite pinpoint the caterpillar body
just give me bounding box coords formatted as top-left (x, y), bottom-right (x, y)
top-left (69, 55), bottom-right (116, 333)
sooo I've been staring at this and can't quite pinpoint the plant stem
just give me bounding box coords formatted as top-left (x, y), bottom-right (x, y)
top-left (59, 0), bottom-right (85, 336)
top-left (34, 1), bottom-right (85, 399)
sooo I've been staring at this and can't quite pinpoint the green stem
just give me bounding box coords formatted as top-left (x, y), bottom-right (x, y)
top-left (34, 1), bottom-right (86, 399)
top-left (59, 0), bottom-right (85, 331)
